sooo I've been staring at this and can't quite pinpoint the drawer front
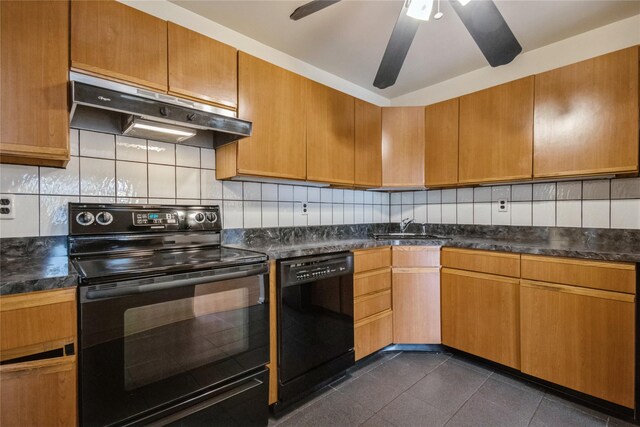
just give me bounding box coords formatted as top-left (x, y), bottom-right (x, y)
top-left (354, 268), bottom-right (391, 297)
top-left (354, 310), bottom-right (393, 361)
top-left (441, 248), bottom-right (520, 277)
top-left (354, 247), bottom-right (391, 273)
top-left (521, 255), bottom-right (636, 294)
top-left (521, 280), bottom-right (635, 408)
top-left (392, 246), bottom-right (440, 268)
top-left (354, 290), bottom-right (392, 321)
top-left (441, 268), bottom-right (520, 369)
top-left (0, 289), bottom-right (76, 361)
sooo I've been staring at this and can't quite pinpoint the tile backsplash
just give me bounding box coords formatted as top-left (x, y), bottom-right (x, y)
top-left (0, 129), bottom-right (390, 238)
top-left (391, 179), bottom-right (640, 230)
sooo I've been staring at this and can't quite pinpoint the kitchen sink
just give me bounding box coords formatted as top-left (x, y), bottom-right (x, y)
top-left (373, 233), bottom-right (452, 240)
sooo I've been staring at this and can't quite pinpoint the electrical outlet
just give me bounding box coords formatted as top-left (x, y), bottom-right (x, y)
top-left (0, 195), bottom-right (16, 219)
top-left (498, 199), bottom-right (509, 212)
top-left (299, 202), bottom-right (308, 216)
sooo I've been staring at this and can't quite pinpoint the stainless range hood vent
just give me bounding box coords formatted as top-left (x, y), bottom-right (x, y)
top-left (69, 72), bottom-right (252, 149)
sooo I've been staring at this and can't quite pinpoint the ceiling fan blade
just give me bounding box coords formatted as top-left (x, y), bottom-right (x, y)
top-left (373, 3), bottom-right (421, 89)
top-left (450, 0), bottom-right (522, 67)
top-left (290, 0), bottom-right (341, 20)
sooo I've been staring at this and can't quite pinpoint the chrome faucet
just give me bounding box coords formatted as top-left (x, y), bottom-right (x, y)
top-left (399, 218), bottom-right (415, 233)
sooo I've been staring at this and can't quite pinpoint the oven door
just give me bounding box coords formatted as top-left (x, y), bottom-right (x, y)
top-left (78, 262), bottom-right (269, 427)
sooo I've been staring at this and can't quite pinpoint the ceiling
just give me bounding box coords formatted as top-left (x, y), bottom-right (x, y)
top-left (170, 0), bottom-right (640, 99)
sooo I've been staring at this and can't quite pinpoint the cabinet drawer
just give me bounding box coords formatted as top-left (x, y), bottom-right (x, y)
top-left (0, 289), bottom-right (76, 361)
top-left (521, 255), bottom-right (636, 294)
top-left (521, 280), bottom-right (635, 407)
top-left (441, 248), bottom-right (520, 277)
top-left (354, 290), bottom-right (391, 321)
top-left (392, 246), bottom-right (440, 268)
top-left (354, 247), bottom-right (391, 273)
top-left (354, 310), bottom-right (393, 361)
top-left (354, 268), bottom-right (391, 297)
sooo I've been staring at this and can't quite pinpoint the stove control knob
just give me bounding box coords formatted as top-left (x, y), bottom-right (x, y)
top-left (76, 212), bottom-right (95, 226)
top-left (205, 212), bottom-right (217, 223)
top-left (194, 212), bottom-right (205, 223)
top-left (96, 211), bottom-right (113, 226)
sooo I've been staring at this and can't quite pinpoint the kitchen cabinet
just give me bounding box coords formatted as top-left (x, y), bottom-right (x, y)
top-left (0, 0), bottom-right (69, 167)
top-left (168, 22), bottom-right (238, 110)
top-left (425, 99), bottom-right (459, 187)
top-left (441, 248), bottom-right (521, 368)
top-left (306, 80), bottom-right (355, 185)
top-left (382, 107), bottom-right (425, 188)
top-left (458, 77), bottom-right (534, 184)
top-left (353, 247), bottom-right (393, 360)
top-left (0, 288), bottom-right (77, 426)
top-left (521, 280), bottom-right (635, 408)
top-left (355, 99), bottom-right (382, 188)
top-left (71, 0), bottom-right (168, 91)
top-left (534, 46), bottom-right (639, 178)
top-left (216, 53), bottom-right (307, 180)
top-left (392, 247), bottom-right (441, 344)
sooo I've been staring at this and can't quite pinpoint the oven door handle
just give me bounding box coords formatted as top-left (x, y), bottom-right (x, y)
top-left (84, 263), bottom-right (269, 300)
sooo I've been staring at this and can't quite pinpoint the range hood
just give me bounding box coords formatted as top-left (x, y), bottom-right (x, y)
top-left (69, 72), bottom-right (252, 149)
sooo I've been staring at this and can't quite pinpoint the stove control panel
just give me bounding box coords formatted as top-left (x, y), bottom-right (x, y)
top-left (69, 203), bottom-right (222, 235)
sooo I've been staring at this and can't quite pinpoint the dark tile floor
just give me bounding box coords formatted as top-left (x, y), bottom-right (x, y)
top-left (269, 352), bottom-right (636, 427)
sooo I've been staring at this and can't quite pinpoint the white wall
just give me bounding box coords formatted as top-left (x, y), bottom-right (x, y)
top-left (391, 14), bottom-right (640, 106)
top-left (119, 0), bottom-right (390, 106)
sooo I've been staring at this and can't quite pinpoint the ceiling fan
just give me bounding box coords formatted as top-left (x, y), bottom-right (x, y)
top-left (290, 0), bottom-right (523, 89)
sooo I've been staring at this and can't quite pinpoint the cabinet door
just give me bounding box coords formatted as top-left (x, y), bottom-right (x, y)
top-left (71, 0), bottom-right (168, 91)
top-left (382, 107), bottom-right (425, 187)
top-left (306, 80), bottom-right (355, 185)
top-left (441, 268), bottom-right (520, 368)
top-left (393, 269), bottom-right (441, 344)
top-left (425, 99), bottom-right (459, 187)
top-left (355, 99), bottom-right (382, 187)
top-left (0, 0), bottom-right (69, 167)
top-left (218, 53), bottom-right (307, 180)
top-left (1, 356), bottom-right (77, 427)
top-left (534, 47), bottom-right (639, 178)
top-left (521, 280), bottom-right (635, 408)
top-left (459, 77), bottom-right (534, 184)
top-left (168, 22), bottom-right (237, 109)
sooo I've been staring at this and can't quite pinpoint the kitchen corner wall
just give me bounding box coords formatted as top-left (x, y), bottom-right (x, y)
top-left (392, 180), bottom-right (640, 230)
top-left (0, 129), bottom-right (390, 238)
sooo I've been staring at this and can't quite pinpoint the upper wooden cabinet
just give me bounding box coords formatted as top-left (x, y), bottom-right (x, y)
top-left (425, 99), bottom-right (459, 187)
top-left (459, 77), bottom-right (534, 184)
top-left (168, 22), bottom-right (238, 109)
top-left (382, 107), bottom-right (425, 187)
top-left (306, 80), bottom-right (355, 185)
top-left (216, 53), bottom-right (307, 180)
top-left (71, 0), bottom-right (168, 91)
top-left (534, 47), bottom-right (639, 178)
top-left (355, 99), bottom-right (382, 188)
top-left (0, 0), bottom-right (70, 167)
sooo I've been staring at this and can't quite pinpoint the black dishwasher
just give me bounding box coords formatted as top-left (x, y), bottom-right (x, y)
top-left (276, 253), bottom-right (355, 411)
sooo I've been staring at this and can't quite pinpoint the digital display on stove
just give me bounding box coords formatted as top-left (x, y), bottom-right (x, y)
top-left (133, 212), bottom-right (177, 226)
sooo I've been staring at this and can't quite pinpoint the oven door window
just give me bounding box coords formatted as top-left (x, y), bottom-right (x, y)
top-left (80, 274), bottom-right (269, 427)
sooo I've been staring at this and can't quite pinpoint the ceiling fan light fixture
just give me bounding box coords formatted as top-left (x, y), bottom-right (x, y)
top-left (406, 0), bottom-right (434, 21)
top-left (457, 0), bottom-right (472, 6)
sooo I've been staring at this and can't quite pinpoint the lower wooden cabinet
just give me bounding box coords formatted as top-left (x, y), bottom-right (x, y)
top-left (354, 310), bottom-right (393, 361)
top-left (521, 280), bottom-right (635, 408)
top-left (441, 268), bottom-right (520, 369)
top-left (0, 288), bottom-right (77, 426)
top-left (392, 268), bottom-right (441, 344)
top-left (0, 356), bottom-right (77, 427)
top-left (353, 247), bottom-right (393, 360)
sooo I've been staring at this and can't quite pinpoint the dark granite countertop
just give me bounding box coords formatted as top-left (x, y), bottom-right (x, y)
top-left (227, 235), bottom-right (640, 263)
top-left (0, 256), bottom-right (78, 296)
